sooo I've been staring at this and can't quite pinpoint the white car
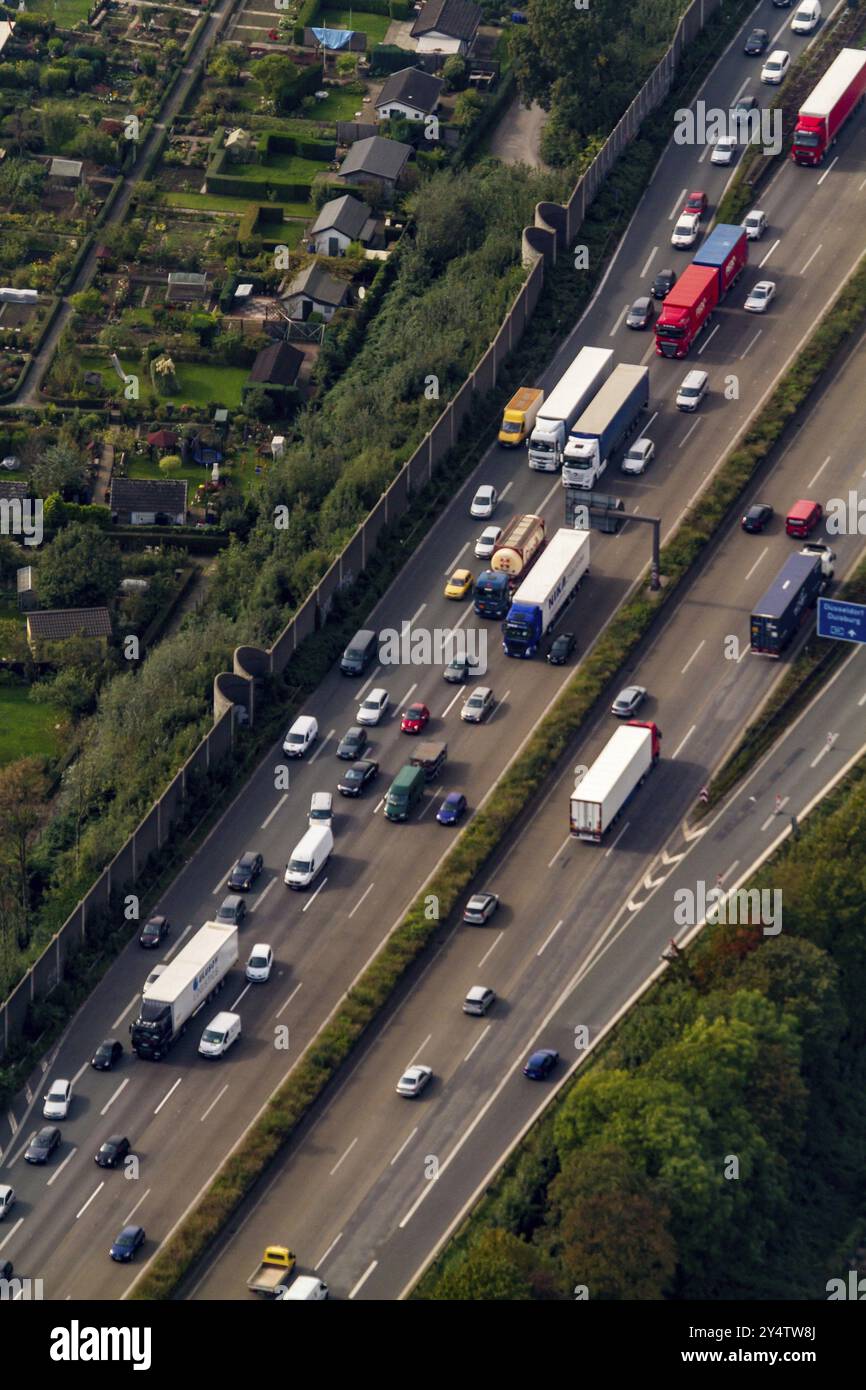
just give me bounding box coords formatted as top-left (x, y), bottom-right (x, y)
top-left (463, 985), bottom-right (496, 1016)
top-left (282, 715), bottom-right (317, 757)
top-left (0, 1185), bottom-right (15, 1220)
top-left (791, 0), bottom-right (820, 32)
top-left (396, 1064), bottom-right (433, 1097)
top-left (469, 485), bottom-right (498, 518)
top-left (474, 525), bottom-right (502, 559)
top-left (461, 686), bottom-right (494, 723)
top-left (710, 135), bottom-right (737, 164)
top-left (621, 438), bottom-right (655, 475)
top-left (742, 209), bottom-right (768, 240)
top-left (761, 50), bottom-right (790, 84)
top-left (675, 369), bottom-right (709, 412)
top-left (245, 943), bottom-right (273, 983)
top-left (356, 687), bottom-right (389, 725)
top-left (744, 280), bottom-right (776, 313)
top-left (43, 1079), bottom-right (72, 1120)
top-left (671, 212), bottom-right (701, 249)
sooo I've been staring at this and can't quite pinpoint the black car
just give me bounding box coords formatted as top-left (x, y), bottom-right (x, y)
top-left (337, 759), bottom-right (379, 797)
top-left (91, 1038), bottom-right (123, 1071)
top-left (227, 851), bottom-right (263, 892)
top-left (0, 1259), bottom-right (11, 1280)
top-left (741, 503), bottom-right (773, 533)
top-left (110, 1225), bottom-right (145, 1263)
top-left (652, 267), bottom-right (676, 299)
top-left (732, 94), bottom-right (758, 123)
top-left (626, 296), bottom-right (654, 329)
top-left (336, 725), bottom-right (368, 761)
top-left (547, 632), bottom-right (576, 666)
top-left (744, 27), bottom-right (769, 54)
top-left (443, 655), bottom-right (479, 683)
top-left (95, 1135), bottom-right (131, 1169)
top-left (24, 1126), bottom-right (61, 1165)
top-left (139, 915), bottom-right (169, 949)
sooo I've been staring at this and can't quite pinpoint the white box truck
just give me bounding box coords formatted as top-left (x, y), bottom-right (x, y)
top-left (570, 722), bottom-right (662, 841)
top-left (502, 529), bottom-right (590, 658)
top-left (562, 364), bottom-right (650, 488)
top-left (527, 347), bottom-right (614, 471)
top-left (130, 922), bottom-right (238, 1060)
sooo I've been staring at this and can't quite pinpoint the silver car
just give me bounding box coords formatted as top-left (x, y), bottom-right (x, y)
top-left (463, 986), bottom-right (496, 1016)
top-left (461, 686), bottom-right (494, 723)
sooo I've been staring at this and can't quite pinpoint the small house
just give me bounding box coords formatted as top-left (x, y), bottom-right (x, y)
top-left (48, 158), bottom-right (84, 187)
top-left (410, 0), bottom-right (481, 55)
top-left (109, 477), bottom-right (187, 526)
top-left (26, 607), bottom-right (112, 657)
top-left (375, 67), bottom-right (443, 122)
top-left (336, 136), bottom-right (412, 193)
top-left (281, 263), bottom-right (350, 321)
top-left (245, 341), bottom-right (304, 396)
top-left (225, 127), bottom-right (254, 162)
top-left (308, 194), bottom-right (379, 257)
top-left (16, 566), bottom-right (37, 613)
top-left (166, 271), bottom-right (208, 304)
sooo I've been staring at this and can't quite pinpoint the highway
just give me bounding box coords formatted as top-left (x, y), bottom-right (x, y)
top-left (2, 0), bottom-right (865, 1299)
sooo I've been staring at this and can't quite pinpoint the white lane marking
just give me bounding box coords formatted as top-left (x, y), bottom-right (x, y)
top-left (212, 870), bottom-right (228, 896)
top-left (537, 920), bottom-right (563, 956)
top-left (810, 734), bottom-right (838, 768)
top-left (816, 159), bottom-right (837, 188)
top-left (260, 795), bottom-right (288, 830)
top-left (672, 724), bottom-right (696, 759)
top-left (440, 688), bottom-right (464, 718)
top-left (644, 410), bottom-right (659, 432)
top-left (720, 860), bottom-right (740, 883)
top-left (316, 1231), bottom-right (343, 1267)
top-left (799, 243), bottom-right (823, 274)
top-left (698, 143), bottom-right (710, 164)
top-left (302, 878), bottom-right (328, 912)
top-left (679, 418), bottom-right (703, 448)
top-left (858, 692), bottom-right (866, 707)
top-left (740, 329), bottom-right (762, 359)
top-left (308, 734), bottom-right (333, 765)
top-left (348, 883), bottom-right (375, 919)
top-left (609, 304), bottom-right (629, 336)
top-left (464, 1024), bottom-right (491, 1062)
top-left (100, 1078), bottom-right (129, 1116)
top-left (477, 931), bottom-right (503, 968)
top-left (329, 1137), bottom-right (358, 1176)
top-left (807, 454), bottom-right (831, 489)
top-left (744, 546), bottom-right (768, 582)
top-left (397, 682), bottom-right (417, 708)
top-left (356, 669), bottom-right (381, 701)
top-left (697, 323), bottom-right (720, 355)
top-left (45, 1146), bottom-right (77, 1186)
top-left (123, 1187), bottom-right (151, 1226)
top-left (488, 690), bottom-right (510, 723)
top-left (500, 481), bottom-right (514, 502)
top-left (154, 1078), bottom-right (182, 1115)
top-left (668, 189), bottom-right (686, 220)
top-left (372, 797), bottom-right (385, 815)
top-left (6, 1110), bottom-right (17, 1136)
top-left (407, 603), bottom-right (426, 629)
top-left (200, 1086), bottom-right (229, 1122)
top-left (76, 1183), bottom-right (104, 1219)
top-left (111, 995), bottom-right (138, 1032)
top-left (859, 175), bottom-right (866, 193)
top-left (640, 246), bottom-right (659, 277)
top-left (759, 238), bottom-right (780, 269)
top-left (417, 787), bottom-right (441, 820)
top-left (349, 1260), bottom-right (378, 1299)
top-left (547, 835), bottom-right (570, 869)
top-left (680, 640), bottom-right (705, 674)
top-left (444, 542), bottom-right (469, 575)
top-left (390, 1129), bottom-right (418, 1167)
top-left (604, 821), bottom-right (631, 857)
top-left (229, 983), bottom-right (250, 1010)
top-left (164, 922), bottom-right (193, 960)
top-left (248, 876), bottom-right (277, 913)
top-left (275, 982), bottom-right (302, 1019)
top-left (0, 1217), bottom-right (23, 1250)
top-left (408, 1034), bottom-right (432, 1067)
top-left (761, 795), bottom-right (789, 830)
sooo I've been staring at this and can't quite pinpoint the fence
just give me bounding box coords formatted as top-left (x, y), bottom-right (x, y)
top-left (0, 0), bottom-right (721, 1057)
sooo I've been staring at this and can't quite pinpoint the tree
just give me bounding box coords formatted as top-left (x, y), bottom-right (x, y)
top-left (442, 55), bottom-right (467, 92)
top-left (30, 440), bottom-right (86, 499)
top-left (255, 54), bottom-right (299, 110)
top-left (0, 758), bottom-right (48, 925)
top-left (159, 454), bottom-right (182, 474)
top-left (0, 619), bottom-right (30, 663)
top-left (425, 1228), bottom-right (538, 1300)
top-left (208, 45), bottom-right (241, 85)
top-left (454, 89), bottom-right (485, 128)
top-left (38, 522), bottom-right (121, 609)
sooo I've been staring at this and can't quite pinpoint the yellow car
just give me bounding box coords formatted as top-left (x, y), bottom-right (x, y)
top-left (444, 568), bottom-right (473, 600)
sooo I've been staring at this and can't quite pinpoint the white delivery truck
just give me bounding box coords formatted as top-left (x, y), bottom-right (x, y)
top-left (502, 529), bottom-right (590, 658)
top-left (198, 1010), bottom-right (241, 1058)
top-left (284, 825), bottom-right (333, 889)
top-left (527, 347), bottom-right (614, 471)
top-left (130, 922), bottom-right (238, 1060)
top-left (569, 722), bottom-right (662, 841)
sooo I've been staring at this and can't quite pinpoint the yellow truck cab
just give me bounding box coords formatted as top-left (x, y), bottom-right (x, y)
top-left (498, 387), bottom-right (544, 447)
top-left (247, 1245), bottom-right (297, 1296)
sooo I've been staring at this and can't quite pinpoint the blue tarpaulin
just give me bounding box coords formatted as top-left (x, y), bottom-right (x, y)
top-left (311, 26), bottom-right (354, 48)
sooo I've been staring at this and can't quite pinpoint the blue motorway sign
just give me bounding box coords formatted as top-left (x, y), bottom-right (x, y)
top-left (817, 597), bottom-right (866, 645)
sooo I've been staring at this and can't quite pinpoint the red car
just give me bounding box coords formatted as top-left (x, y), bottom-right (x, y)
top-left (400, 702), bottom-right (430, 734)
top-left (682, 190), bottom-right (707, 217)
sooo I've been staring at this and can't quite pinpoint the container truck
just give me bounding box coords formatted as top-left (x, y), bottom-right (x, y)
top-left (569, 721), bottom-right (662, 842)
top-left (791, 48), bottom-right (866, 166)
top-left (498, 387), bottom-right (543, 447)
top-left (502, 529), bottom-right (590, 658)
top-left (655, 225), bottom-right (747, 357)
top-left (130, 921), bottom-right (238, 1060)
top-left (409, 740), bottom-right (447, 781)
top-left (561, 365), bottom-right (649, 488)
top-left (491, 514), bottom-right (545, 580)
top-left (527, 347), bottom-right (614, 471)
top-left (750, 546), bottom-right (834, 657)
top-left (473, 569), bottom-right (511, 619)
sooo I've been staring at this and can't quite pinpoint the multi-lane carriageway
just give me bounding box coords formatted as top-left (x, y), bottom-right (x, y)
top-left (3, 0), bottom-right (866, 1300)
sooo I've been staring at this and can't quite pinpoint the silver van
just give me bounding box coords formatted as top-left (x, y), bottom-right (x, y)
top-left (198, 1011), bottom-right (241, 1058)
top-left (340, 629), bottom-right (377, 676)
top-left (675, 370), bottom-right (709, 412)
top-left (308, 792), bottom-right (333, 828)
top-left (284, 825), bottom-right (333, 889)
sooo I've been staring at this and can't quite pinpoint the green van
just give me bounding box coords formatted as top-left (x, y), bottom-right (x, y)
top-left (384, 764), bottom-right (425, 822)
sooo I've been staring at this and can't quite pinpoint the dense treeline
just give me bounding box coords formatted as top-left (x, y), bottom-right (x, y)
top-left (418, 772), bottom-right (866, 1299)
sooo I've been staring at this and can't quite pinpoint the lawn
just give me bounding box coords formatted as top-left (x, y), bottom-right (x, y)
top-left (310, 88), bottom-right (372, 122)
top-left (0, 685), bottom-right (62, 765)
top-left (319, 8), bottom-right (392, 43)
top-left (30, 0), bottom-right (92, 26)
top-left (163, 192), bottom-right (313, 218)
top-left (229, 154), bottom-right (329, 183)
top-left (79, 356), bottom-right (250, 408)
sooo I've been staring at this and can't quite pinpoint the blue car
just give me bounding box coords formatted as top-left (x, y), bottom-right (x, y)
top-left (523, 1049), bottom-right (559, 1080)
top-left (436, 792), bottom-right (467, 826)
top-left (109, 1225), bottom-right (145, 1262)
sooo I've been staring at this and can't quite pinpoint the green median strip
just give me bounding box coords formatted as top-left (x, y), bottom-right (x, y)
top-left (130, 245), bottom-right (866, 1300)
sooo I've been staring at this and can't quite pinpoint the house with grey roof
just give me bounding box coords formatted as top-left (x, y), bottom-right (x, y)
top-left (309, 194), bottom-right (380, 257)
top-left (48, 157), bottom-right (84, 186)
top-left (411, 0), bottom-right (481, 54)
top-left (109, 477), bottom-right (188, 526)
top-left (245, 341), bottom-right (304, 399)
top-left (376, 67), bottom-right (443, 122)
top-left (26, 607), bottom-right (112, 656)
top-left (281, 263), bottom-right (351, 321)
top-left (166, 271), bottom-right (208, 303)
top-left (336, 136), bottom-right (412, 192)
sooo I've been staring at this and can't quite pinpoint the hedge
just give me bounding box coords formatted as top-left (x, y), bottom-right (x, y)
top-left (258, 129), bottom-right (336, 161)
top-left (456, 70), bottom-right (515, 167)
top-left (207, 170), bottom-right (314, 199)
top-left (370, 42), bottom-right (421, 76)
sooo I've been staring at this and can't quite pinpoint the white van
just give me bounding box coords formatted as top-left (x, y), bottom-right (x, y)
top-left (282, 715), bottom-right (318, 758)
top-left (277, 1275), bottom-right (329, 1300)
top-left (308, 792), bottom-right (333, 828)
top-left (198, 1011), bottom-right (241, 1058)
top-left (0, 1185), bottom-right (15, 1220)
top-left (791, 0), bottom-right (820, 32)
top-left (284, 825), bottom-right (333, 889)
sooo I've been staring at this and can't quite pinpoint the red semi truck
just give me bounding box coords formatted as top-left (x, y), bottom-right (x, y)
top-left (655, 224), bottom-right (747, 358)
top-left (792, 48), bottom-right (866, 166)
